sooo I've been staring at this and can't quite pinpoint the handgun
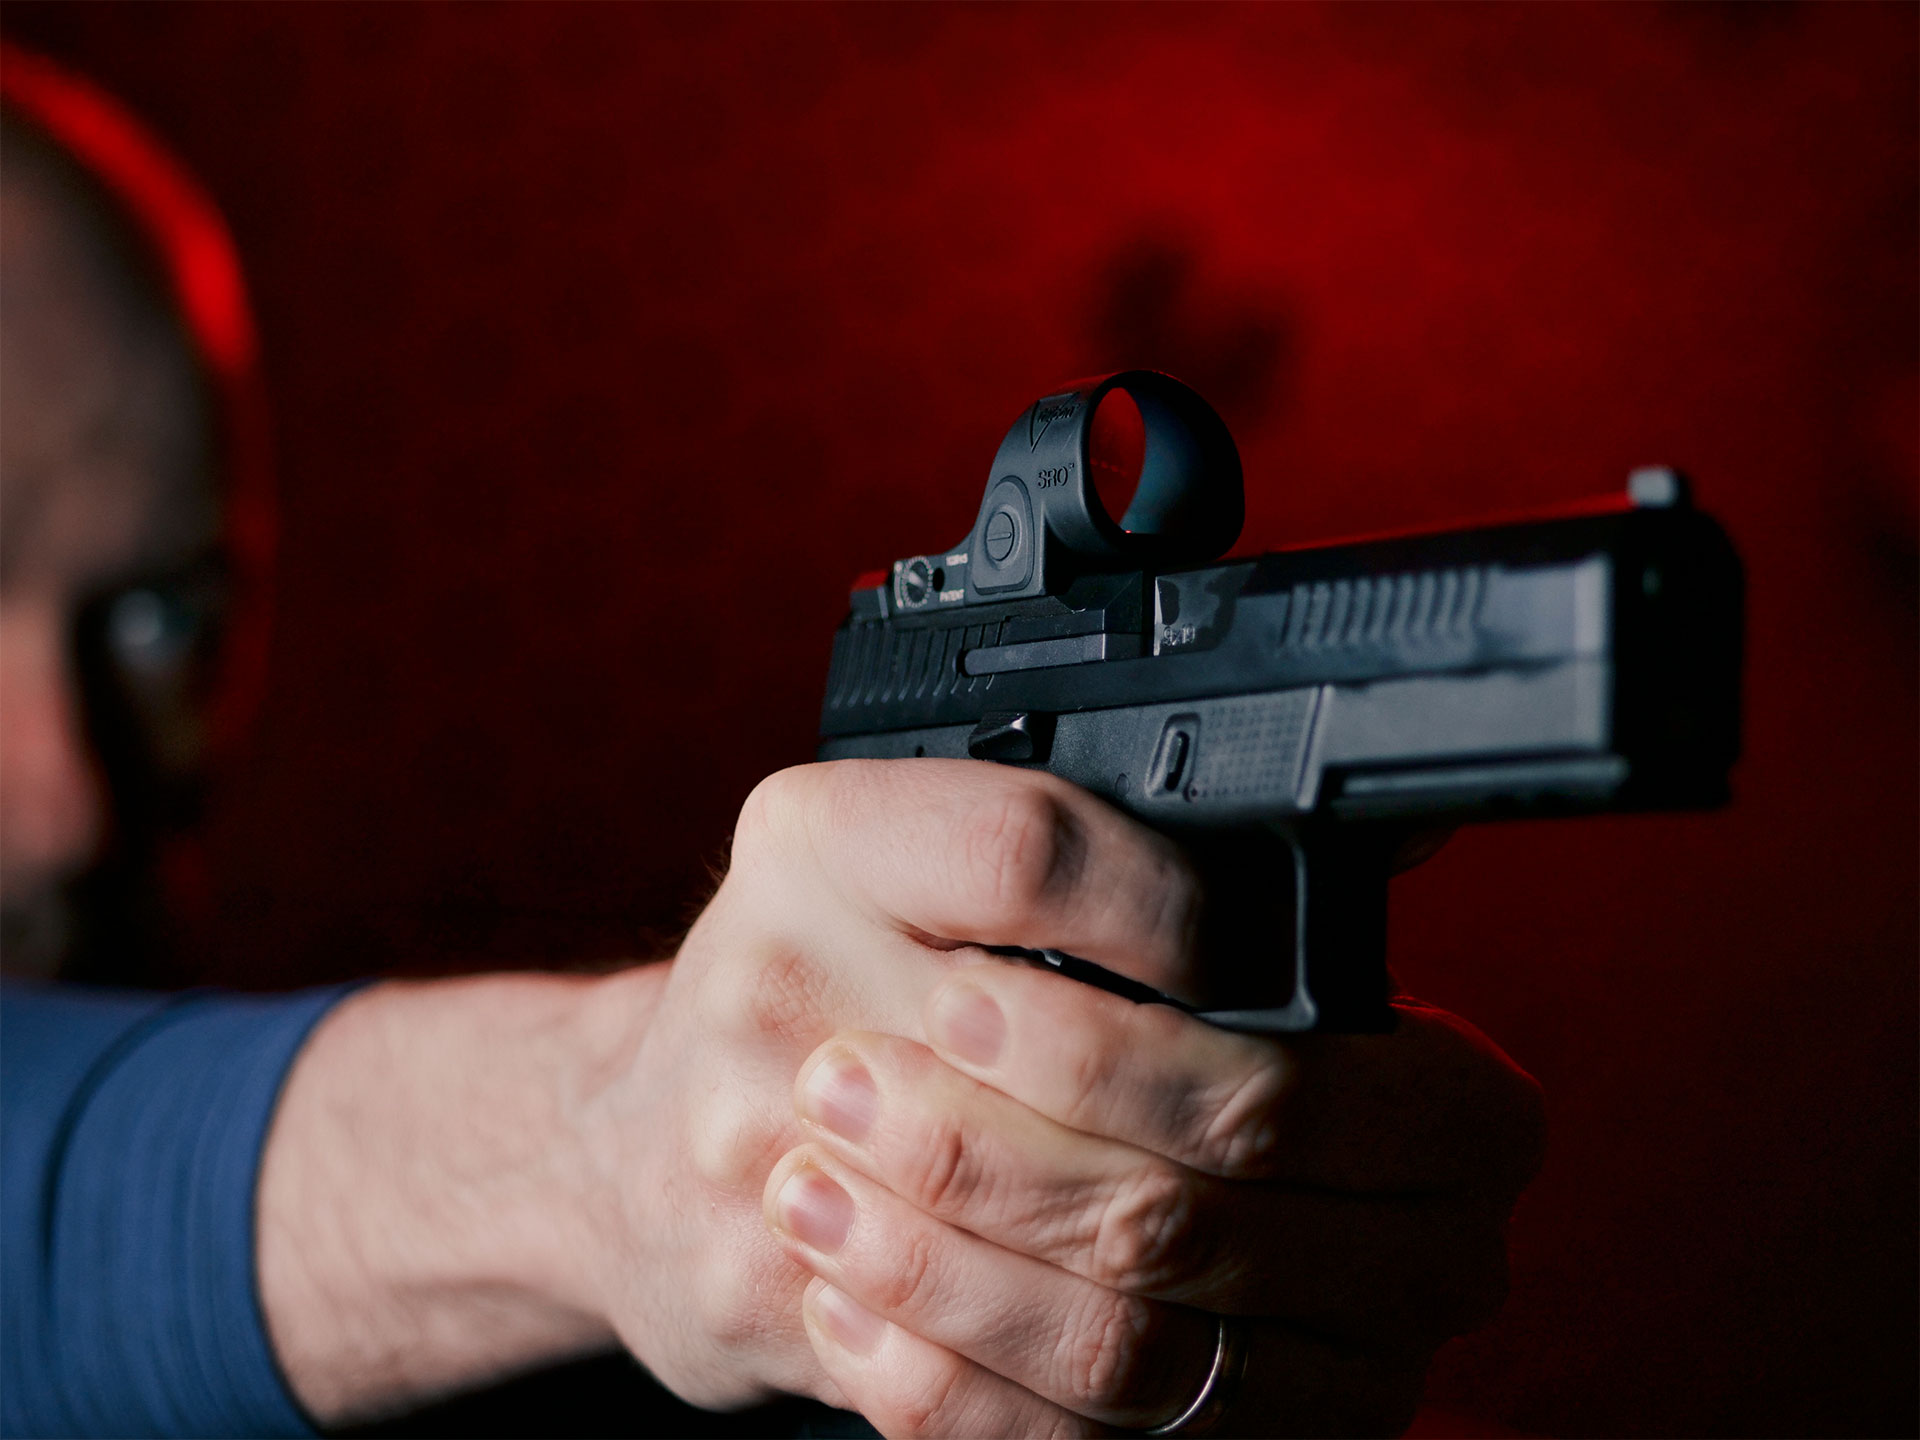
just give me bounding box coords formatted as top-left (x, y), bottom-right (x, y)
top-left (816, 372), bottom-right (1743, 1032)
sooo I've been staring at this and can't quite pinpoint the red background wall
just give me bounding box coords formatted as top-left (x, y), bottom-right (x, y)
top-left (6, 5), bottom-right (1914, 1436)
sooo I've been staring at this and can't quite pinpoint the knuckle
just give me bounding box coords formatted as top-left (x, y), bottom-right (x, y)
top-left (1088, 1161), bottom-right (1196, 1293)
top-left (687, 1091), bottom-right (782, 1191)
top-left (733, 765), bottom-right (812, 865)
top-left (819, 759), bottom-right (886, 847)
top-left (1503, 1070), bottom-right (1549, 1191)
top-left (732, 770), bottom-right (788, 854)
top-left (957, 785), bottom-right (1083, 924)
top-left (736, 945), bottom-right (832, 1049)
top-left (1293, 1346), bottom-right (1428, 1439)
top-left (1194, 1056), bottom-right (1291, 1175)
top-left (1447, 1226), bottom-right (1513, 1335)
top-left (1055, 1287), bottom-right (1156, 1413)
top-left (696, 1248), bottom-right (776, 1353)
top-left (1455, 1061), bottom-right (1548, 1208)
top-left (869, 1221), bottom-right (943, 1320)
top-left (1421, 1006), bottom-right (1550, 1199)
top-left (891, 1350), bottom-right (970, 1438)
top-left (1142, 845), bottom-right (1204, 952)
top-left (1394, 1216), bottom-right (1511, 1344)
top-left (1351, 1362), bottom-right (1429, 1440)
top-left (1460, 1263), bottom-right (1512, 1336)
top-left (898, 1109), bottom-right (989, 1218)
top-left (1058, 1027), bottom-right (1128, 1134)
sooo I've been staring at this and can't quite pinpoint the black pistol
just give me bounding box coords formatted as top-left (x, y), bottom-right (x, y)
top-left (816, 372), bottom-right (1743, 1033)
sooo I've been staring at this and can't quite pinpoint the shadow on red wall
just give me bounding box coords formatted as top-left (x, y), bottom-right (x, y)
top-left (5, 4), bottom-right (1913, 1436)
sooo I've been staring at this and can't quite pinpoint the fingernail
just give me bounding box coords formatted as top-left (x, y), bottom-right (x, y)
top-left (929, 981), bottom-right (1005, 1066)
top-left (810, 1282), bottom-right (887, 1357)
top-left (801, 1052), bottom-right (878, 1143)
top-left (775, 1167), bottom-right (854, 1253)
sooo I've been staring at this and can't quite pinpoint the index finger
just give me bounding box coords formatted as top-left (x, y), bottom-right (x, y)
top-left (738, 759), bottom-right (1204, 994)
top-left (921, 959), bottom-right (1546, 1197)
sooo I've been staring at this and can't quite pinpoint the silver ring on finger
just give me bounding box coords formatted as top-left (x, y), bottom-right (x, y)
top-left (1142, 1314), bottom-right (1250, 1437)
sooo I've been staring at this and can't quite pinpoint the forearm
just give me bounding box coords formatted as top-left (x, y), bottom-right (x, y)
top-left (256, 965), bottom-right (668, 1426)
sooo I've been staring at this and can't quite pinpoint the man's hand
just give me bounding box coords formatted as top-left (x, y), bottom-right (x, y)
top-left (256, 759), bottom-right (1206, 1423)
top-left (581, 758), bottom-right (1207, 1413)
top-left (762, 964), bottom-right (1545, 1434)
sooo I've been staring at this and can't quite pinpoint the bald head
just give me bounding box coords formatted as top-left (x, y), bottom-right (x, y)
top-left (1, 112), bottom-right (220, 971)
top-left (2, 114), bottom-right (215, 586)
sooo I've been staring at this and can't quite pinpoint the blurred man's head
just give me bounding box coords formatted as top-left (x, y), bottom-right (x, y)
top-left (1, 102), bottom-right (226, 975)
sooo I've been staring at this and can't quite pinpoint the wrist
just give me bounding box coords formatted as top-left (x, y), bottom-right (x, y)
top-left (257, 964), bottom-right (668, 1424)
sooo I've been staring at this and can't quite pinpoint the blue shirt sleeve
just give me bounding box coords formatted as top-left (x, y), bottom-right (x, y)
top-left (2, 982), bottom-right (353, 1438)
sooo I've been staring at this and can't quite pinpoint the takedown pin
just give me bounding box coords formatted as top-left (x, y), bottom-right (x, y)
top-left (966, 711), bottom-right (1052, 762)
